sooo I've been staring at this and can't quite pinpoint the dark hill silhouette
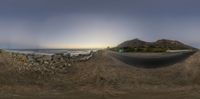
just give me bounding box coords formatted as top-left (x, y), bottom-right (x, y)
top-left (118, 38), bottom-right (150, 48)
top-left (115, 39), bottom-right (196, 52)
top-left (154, 39), bottom-right (194, 50)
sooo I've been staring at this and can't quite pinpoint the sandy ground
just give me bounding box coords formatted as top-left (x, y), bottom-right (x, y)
top-left (1, 50), bottom-right (200, 99)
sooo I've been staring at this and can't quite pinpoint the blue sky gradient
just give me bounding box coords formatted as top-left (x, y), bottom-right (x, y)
top-left (0, 0), bottom-right (200, 48)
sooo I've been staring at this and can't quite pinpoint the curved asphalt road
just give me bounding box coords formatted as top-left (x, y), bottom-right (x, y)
top-left (108, 51), bottom-right (196, 68)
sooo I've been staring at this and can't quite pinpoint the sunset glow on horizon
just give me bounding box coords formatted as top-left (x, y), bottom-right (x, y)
top-left (0, 0), bottom-right (200, 49)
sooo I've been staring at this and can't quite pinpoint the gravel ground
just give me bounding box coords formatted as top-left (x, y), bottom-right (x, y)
top-left (1, 50), bottom-right (200, 99)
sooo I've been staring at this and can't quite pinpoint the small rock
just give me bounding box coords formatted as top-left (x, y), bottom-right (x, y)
top-left (68, 63), bottom-right (72, 67)
top-left (44, 61), bottom-right (49, 64)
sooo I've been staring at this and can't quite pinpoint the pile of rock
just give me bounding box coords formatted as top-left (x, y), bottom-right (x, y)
top-left (1, 50), bottom-right (95, 74)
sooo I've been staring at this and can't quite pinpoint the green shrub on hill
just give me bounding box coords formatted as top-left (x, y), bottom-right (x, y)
top-left (111, 38), bottom-right (195, 53)
top-left (110, 47), bottom-right (168, 53)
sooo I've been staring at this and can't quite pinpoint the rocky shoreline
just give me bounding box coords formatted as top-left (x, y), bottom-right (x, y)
top-left (0, 49), bottom-right (95, 74)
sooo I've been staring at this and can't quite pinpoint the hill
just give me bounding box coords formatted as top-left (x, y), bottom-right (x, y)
top-left (115, 39), bottom-right (195, 52)
top-left (154, 39), bottom-right (194, 50)
top-left (118, 38), bottom-right (150, 48)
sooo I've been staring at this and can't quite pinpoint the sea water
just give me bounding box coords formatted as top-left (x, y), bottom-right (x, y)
top-left (5, 49), bottom-right (98, 56)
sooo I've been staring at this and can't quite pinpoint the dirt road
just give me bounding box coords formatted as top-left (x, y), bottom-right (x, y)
top-left (108, 51), bottom-right (196, 68)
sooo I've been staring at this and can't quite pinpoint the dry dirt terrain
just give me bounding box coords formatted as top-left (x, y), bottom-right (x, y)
top-left (1, 50), bottom-right (200, 99)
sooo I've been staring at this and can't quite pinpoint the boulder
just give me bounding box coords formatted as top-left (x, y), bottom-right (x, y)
top-left (27, 55), bottom-right (35, 62)
top-left (42, 55), bottom-right (52, 61)
top-left (63, 53), bottom-right (71, 59)
top-left (44, 61), bottom-right (49, 64)
top-left (52, 54), bottom-right (63, 62)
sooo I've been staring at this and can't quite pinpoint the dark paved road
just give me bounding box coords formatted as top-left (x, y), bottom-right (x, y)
top-left (108, 51), bottom-right (196, 68)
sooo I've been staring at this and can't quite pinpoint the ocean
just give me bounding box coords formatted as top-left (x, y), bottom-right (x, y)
top-left (5, 49), bottom-right (99, 56)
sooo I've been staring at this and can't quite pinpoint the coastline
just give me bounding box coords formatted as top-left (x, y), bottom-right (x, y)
top-left (0, 49), bottom-right (95, 73)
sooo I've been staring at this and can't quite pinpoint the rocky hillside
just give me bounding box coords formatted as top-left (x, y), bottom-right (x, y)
top-left (154, 39), bottom-right (194, 50)
top-left (115, 39), bottom-right (195, 52)
top-left (118, 38), bottom-right (150, 48)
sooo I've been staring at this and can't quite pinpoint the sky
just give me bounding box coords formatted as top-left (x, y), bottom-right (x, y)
top-left (0, 0), bottom-right (200, 49)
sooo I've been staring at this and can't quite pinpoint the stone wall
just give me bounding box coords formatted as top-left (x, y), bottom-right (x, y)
top-left (1, 50), bottom-right (94, 74)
